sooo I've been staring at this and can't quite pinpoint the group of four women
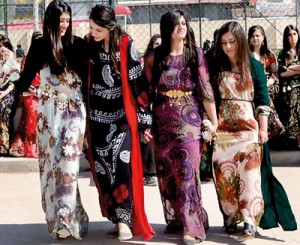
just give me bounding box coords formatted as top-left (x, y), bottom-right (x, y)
top-left (0, 0), bottom-right (297, 244)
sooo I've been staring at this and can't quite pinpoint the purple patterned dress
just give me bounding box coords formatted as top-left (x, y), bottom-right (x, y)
top-left (147, 49), bottom-right (214, 240)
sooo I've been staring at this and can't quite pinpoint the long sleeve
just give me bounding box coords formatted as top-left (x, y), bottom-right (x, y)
top-left (127, 38), bottom-right (152, 128)
top-left (14, 37), bottom-right (46, 92)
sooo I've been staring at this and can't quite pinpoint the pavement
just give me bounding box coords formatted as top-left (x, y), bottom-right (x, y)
top-left (0, 151), bottom-right (299, 245)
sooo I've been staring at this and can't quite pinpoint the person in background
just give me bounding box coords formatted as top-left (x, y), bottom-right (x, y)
top-left (85, 4), bottom-right (155, 242)
top-left (143, 9), bottom-right (218, 245)
top-left (0, 34), bottom-right (20, 155)
top-left (211, 21), bottom-right (270, 239)
top-left (0, 0), bottom-right (89, 239)
top-left (16, 44), bottom-right (25, 61)
top-left (277, 24), bottom-right (300, 149)
top-left (248, 25), bottom-right (285, 140)
top-left (141, 34), bottom-right (161, 187)
top-left (10, 31), bottom-right (43, 158)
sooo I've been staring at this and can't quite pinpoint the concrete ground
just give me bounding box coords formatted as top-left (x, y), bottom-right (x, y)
top-left (0, 155), bottom-right (299, 245)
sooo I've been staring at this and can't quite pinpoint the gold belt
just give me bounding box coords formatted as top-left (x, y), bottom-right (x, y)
top-left (159, 90), bottom-right (192, 98)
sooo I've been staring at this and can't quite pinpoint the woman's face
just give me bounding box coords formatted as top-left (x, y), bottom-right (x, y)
top-left (59, 12), bottom-right (70, 36)
top-left (89, 19), bottom-right (111, 42)
top-left (288, 29), bottom-right (299, 48)
top-left (250, 29), bottom-right (264, 48)
top-left (171, 16), bottom-right (187, 42)
top-left (221, 31), bottom-right (238, 62)
top-left (153, 37), bottom-right (162, 48)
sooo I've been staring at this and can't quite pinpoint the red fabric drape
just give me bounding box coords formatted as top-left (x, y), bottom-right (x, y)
top-left (119, 34), bottom-right (155, 241)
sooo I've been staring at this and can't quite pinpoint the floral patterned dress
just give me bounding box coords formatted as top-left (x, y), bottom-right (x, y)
top-left (0, 53), bottom-right (20, 154)
top-left (10, 57), bottom-right (40, 158)
top-left (37, 66), bottom-right (88, 239)
top-left (212, 70), bottom-right (265, 228)
top-left (146, 49), bottom-right (214, 241)
top-left (13, 36), bottom-right (89, 240)
top-left (278, 49), bottom-right (300, 143)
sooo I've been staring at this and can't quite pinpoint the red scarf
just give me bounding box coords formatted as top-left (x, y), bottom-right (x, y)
top-left (87, 35), bottom-right (155, 241)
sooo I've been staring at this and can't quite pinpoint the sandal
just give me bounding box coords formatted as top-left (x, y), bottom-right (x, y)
top-left (243, 223), bottom-right (256, 238)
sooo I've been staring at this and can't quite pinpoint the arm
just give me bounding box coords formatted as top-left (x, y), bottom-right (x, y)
top-left (127, 38), bottom-right (152, 130)
top-left (266, 51), bottom-right (279, 87)
top-left (250, 56), bottom-right (271, 144)
top-left (196, 48), bottom-right (218, 133)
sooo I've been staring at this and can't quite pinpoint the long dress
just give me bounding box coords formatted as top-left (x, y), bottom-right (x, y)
top-left (212, 69), bottom-right (266, 228)
top-left (10, 57), bottom-right (40, 158)
top-left (0, 53), bottom-right (20, 155)
top-left (13, 36), bottom-right (89, 239)
top-left (86, 36), bottom-right (154, 240)
top-left (277, 49), bottom-right (300, 147)
top-left (147, 48), bottom-right (214, 241)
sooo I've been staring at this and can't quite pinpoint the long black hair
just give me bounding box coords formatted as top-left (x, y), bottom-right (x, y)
top-left (89, 4), bottom-right (126, 79)
top-left (43, 0), bottom-right (73, 75)
top-left (248, 25), bottom-right (271, 57)
top-left (152, 9), bottom-right (197, 87)
top-left (282, 25), bottom-right (300, 53)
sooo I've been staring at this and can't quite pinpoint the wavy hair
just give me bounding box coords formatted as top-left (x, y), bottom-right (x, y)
top-left (248, 25), bottom-right (271, 57)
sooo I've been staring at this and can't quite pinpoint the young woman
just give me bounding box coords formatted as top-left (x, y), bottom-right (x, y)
top-left (143, 9), bottom-right (218, 245)
top-left (212, 21), bottom-right (270, 239)
top-left (248, 25), bottom-right (284, 139)
top-left (0, 34), bottom-right (20, 155)
top-left (0, 0), bottom-right (89, 240)
top-left (277, 25), bottom-right (300, 149)
top-left (85, 4), bottom-right (154, 241)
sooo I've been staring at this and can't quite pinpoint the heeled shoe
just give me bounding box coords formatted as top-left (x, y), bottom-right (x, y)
top-left (243, 223), bottom-right (256, 238)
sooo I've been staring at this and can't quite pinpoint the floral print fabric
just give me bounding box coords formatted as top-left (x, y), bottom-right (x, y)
top-left (212, 71), bottom-right (264, 227)
top-left (37, 66), bottom-right (88, 239)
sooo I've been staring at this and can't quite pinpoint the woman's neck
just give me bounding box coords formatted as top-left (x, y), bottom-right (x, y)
top-left (170, 40), bottom-right (184, 56)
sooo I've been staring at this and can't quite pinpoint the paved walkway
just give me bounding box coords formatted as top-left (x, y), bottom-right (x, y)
top-left (0, 166), bottom-right (299, 245)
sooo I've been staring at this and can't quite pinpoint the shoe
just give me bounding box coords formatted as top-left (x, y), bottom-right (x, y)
top-left (243, 223), bottom-right (255, 238)
top-left (118, 231), bottom-right (133, 241)
top-left (57, 224), bottom-right (71, 239)
top-left (107, 225), bottom-right (118, 238)
top-left (117, 222), bottom-right (132, 241)
top-left (144, 176), bottom-right (157, 186)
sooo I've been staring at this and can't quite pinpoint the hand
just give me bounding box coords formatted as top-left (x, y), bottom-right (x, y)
top-left (259, 129), bottom-right (268, 144)
top-left (0, 89), bottom-right (9, 99)
top-left (28, 85), bottom-right (37, 95)
top-left (143, 128), bottom-right (153, 142)
top-left (0, 46), bottom-right (12, 60)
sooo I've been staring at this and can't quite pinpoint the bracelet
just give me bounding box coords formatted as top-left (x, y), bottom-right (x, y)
top-left (259, 129), bottom-right (268, 133)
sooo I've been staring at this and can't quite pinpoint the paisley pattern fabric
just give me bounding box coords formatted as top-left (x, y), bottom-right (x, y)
top-left (37, 66), bottom-right (88, 239)
top-left (148, 49), bottom-right (214, 240)
top-left (212, 71), bottom-right (264, 227)
top-left (88, 37), bottom-right (150, 225)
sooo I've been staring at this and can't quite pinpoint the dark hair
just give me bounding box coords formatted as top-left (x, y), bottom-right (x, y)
top-left (282, 25), bottom-right (300, 53)
top-left (144, 34), bottom-right (161, 55)
top-left (89, 4), bottom-right (126, 78)
top-left (0, 34), bottom-right (14, 52)
top-left (248, 25), bottom-right (270, 57)
top-left (215, 21), bottom-right (250, 83)
top-left (155, 9), bottom-right (197, 73)
top-left (43, 0), bottom-right (73, 74)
